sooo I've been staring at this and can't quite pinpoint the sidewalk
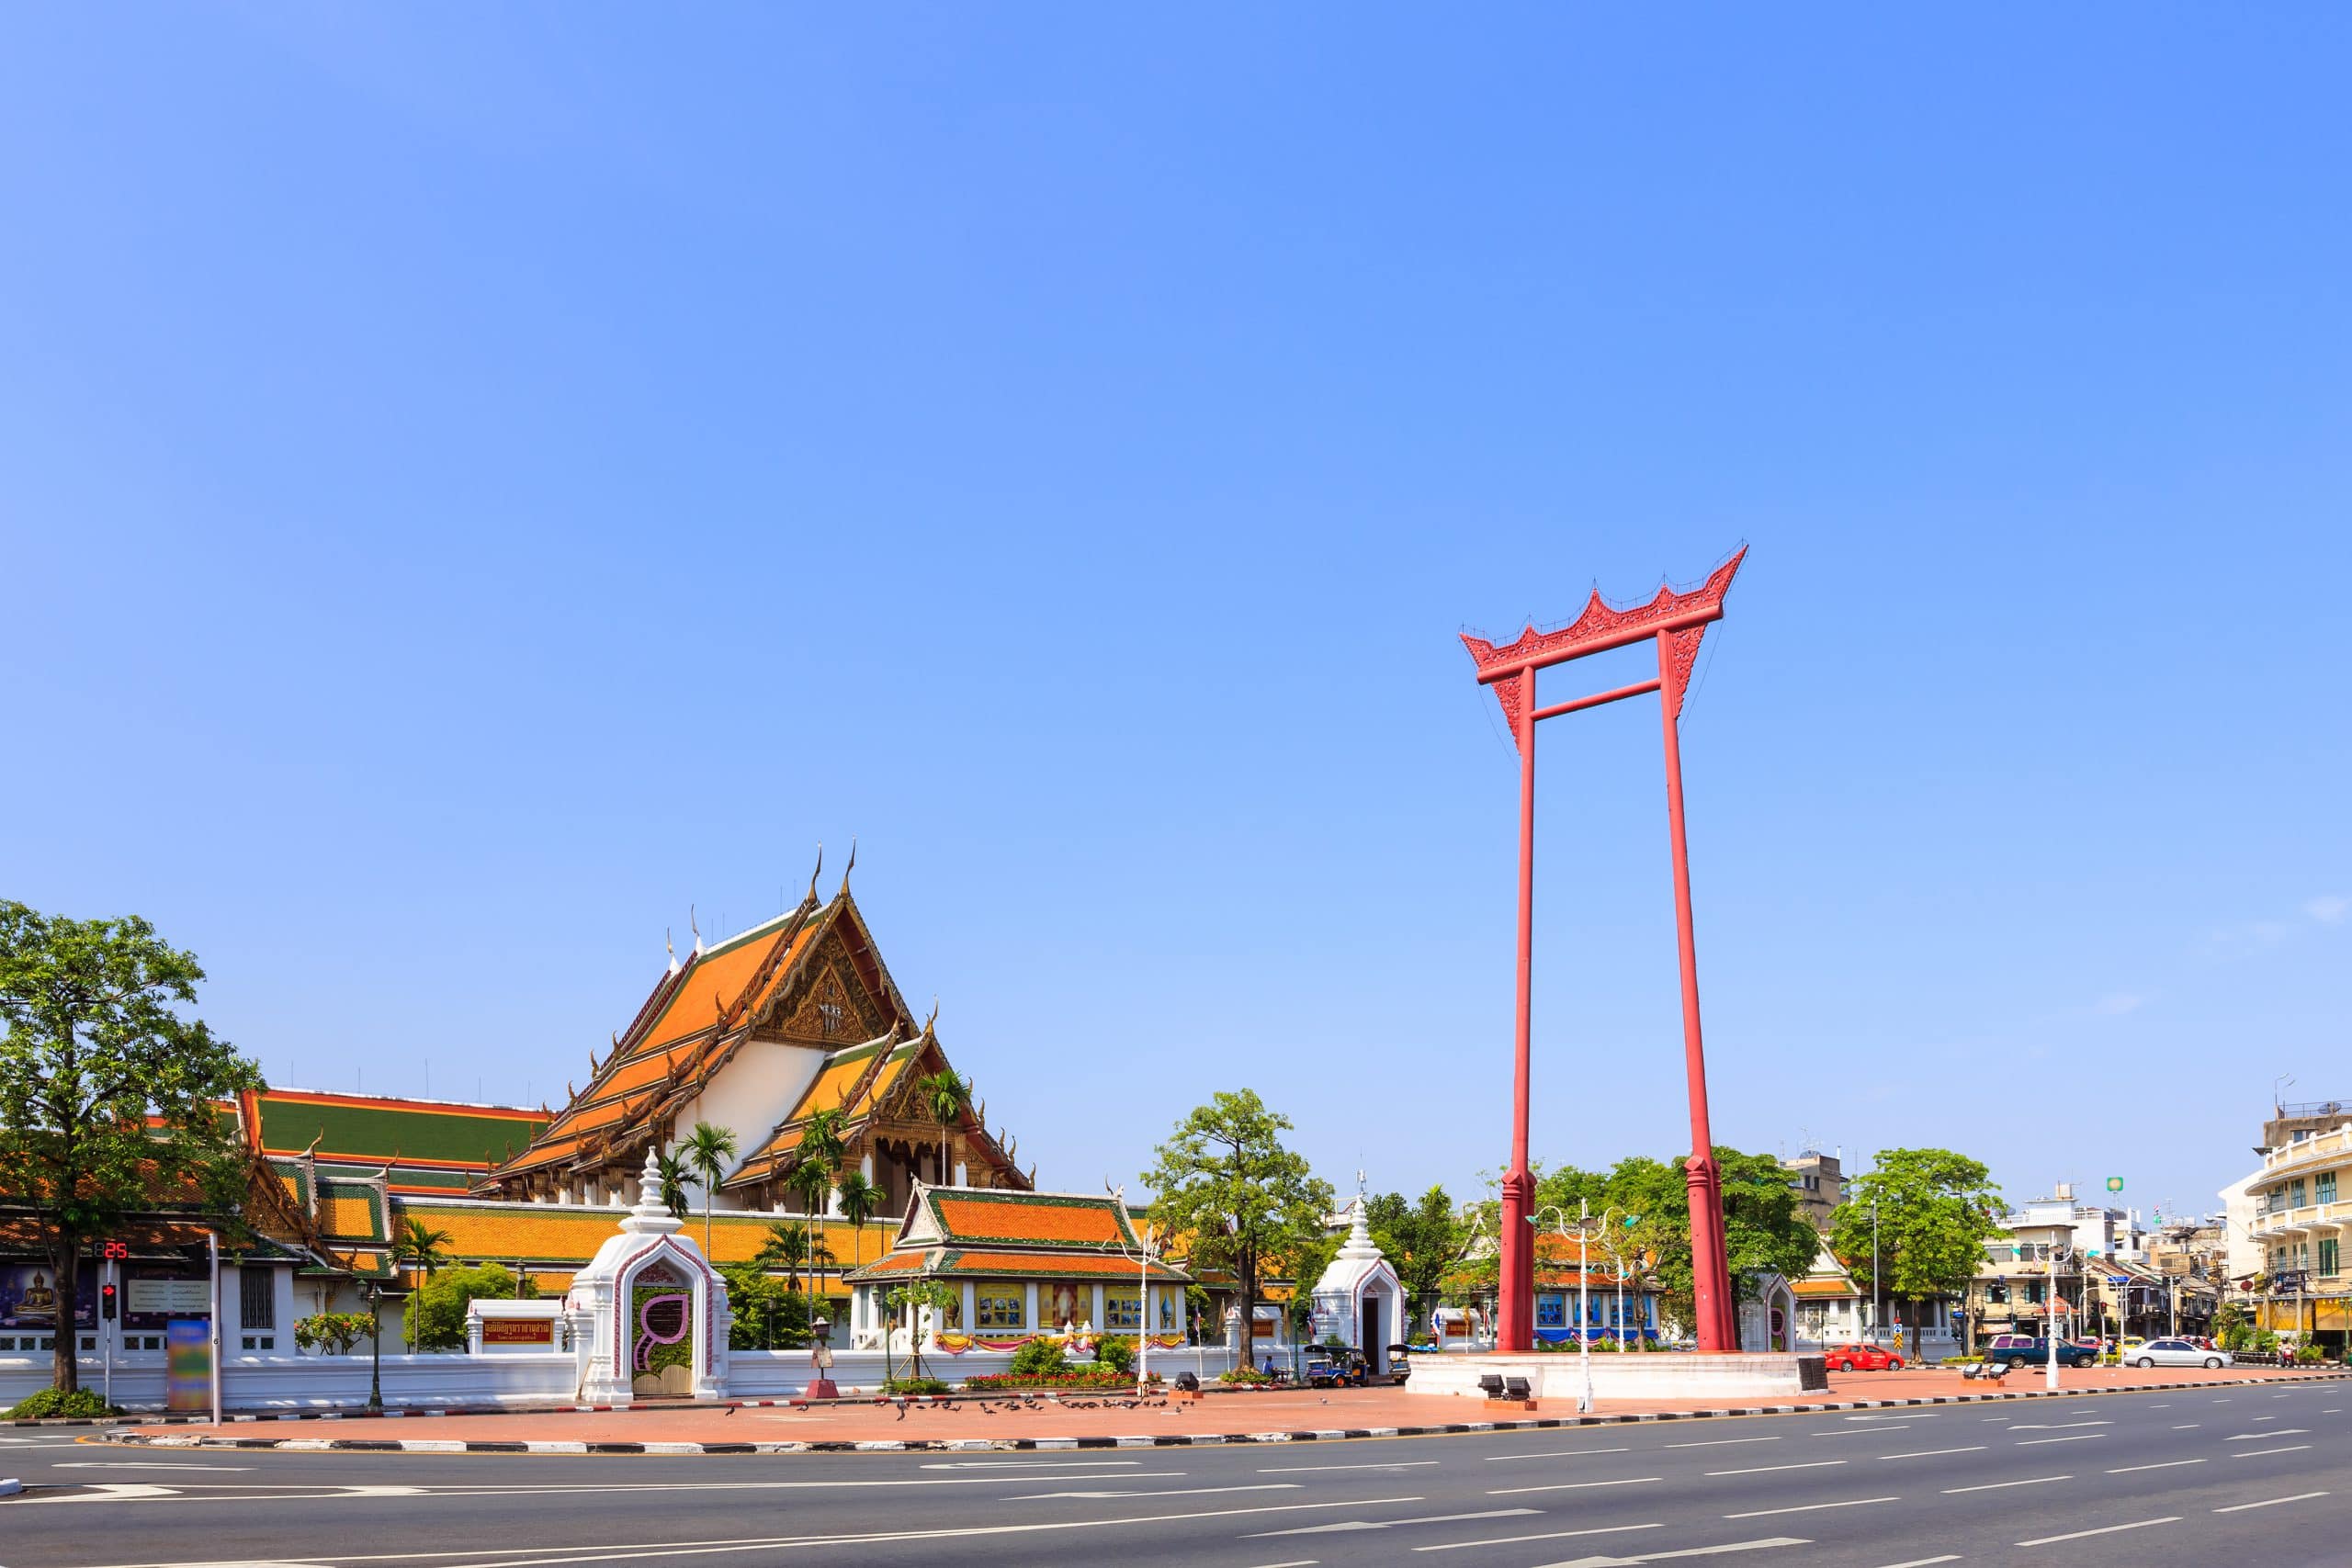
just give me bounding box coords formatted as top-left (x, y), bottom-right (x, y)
top-left (104, 1363), bottom-right (2351, 1455)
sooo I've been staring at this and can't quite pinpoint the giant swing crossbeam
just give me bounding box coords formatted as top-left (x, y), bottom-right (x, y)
top-left (1462, 548), bottom-right (1746, 1356)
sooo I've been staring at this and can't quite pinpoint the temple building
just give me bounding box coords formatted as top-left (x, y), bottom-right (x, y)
top-left (477, 876), bottom-right (1028, 1214)
top-left (842, 1185), bottom-right (1191, 1351)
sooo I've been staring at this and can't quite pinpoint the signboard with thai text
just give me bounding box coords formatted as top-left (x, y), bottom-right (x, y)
top-left (129, 1278), bottom-right (210, 1317)
top-left (481, 1316), bottom-right (554, 1348)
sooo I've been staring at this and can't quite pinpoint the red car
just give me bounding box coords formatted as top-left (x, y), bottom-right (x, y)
top-left (1823, 1342), bottom-right (1905, 1372)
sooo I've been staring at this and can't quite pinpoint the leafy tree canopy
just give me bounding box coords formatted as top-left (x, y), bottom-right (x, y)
top-left (0, 903), bottom-right (264, 1391)
top-left (1366, 1186), bottom-right (1471, 1327)
top-left (1826, 1147), bottom-right (2005, 1307)
top-left (1141, 1089), bottom-right (1332, 1347)
top-left (405, 1263), bottom-right (525, 1352)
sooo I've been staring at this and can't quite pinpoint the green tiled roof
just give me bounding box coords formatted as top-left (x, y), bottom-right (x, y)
top-left (254, 1094), bottom-right (548, 1168)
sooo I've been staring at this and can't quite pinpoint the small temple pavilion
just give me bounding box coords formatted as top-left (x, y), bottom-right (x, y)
top-left (842, 1185), bottom-right (1192, 1352)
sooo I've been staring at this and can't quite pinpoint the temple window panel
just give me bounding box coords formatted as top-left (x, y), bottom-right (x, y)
top-left (1105, 1291), bottom-right (1143, 1331)
top-left (976, 1287), bottom-right (1023, 1330)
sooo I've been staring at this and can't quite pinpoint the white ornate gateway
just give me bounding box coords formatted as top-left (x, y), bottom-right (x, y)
top-left (1309, 1179), bottom-right (1404, 1375)
top-left (563, 1148), bottom-right (730, 1404)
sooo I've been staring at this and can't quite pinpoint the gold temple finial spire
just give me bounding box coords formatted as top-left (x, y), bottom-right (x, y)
top-left (666, 928), bottom-right (678, 975)
top-left (805, 843), bottom-right (823, 906)
top-left (837, 837), bottom-right (857, 898)
top-left (689, 905), bottom-right (703, 955)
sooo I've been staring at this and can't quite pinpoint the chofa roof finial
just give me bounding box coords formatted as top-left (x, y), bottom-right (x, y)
top-left (837, 836), bottom-right (857, 898)
top-left (805, 842), bottom-right (823, 906)
top-left (690, 905), bottom-right (703, 955)
top-left (666, 927), bottom-right (679, 976)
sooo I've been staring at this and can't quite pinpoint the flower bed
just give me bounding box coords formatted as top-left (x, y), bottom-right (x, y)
top-left (964, 1369), bottom-right (1136, 1392)
top-left (1217, 1366), bottom-right (1282, 1385)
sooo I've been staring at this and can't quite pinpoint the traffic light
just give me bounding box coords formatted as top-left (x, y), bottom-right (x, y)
top-left (99, 1282), bottom-right (119, 1321)
top-left (102, 1240), bottom-right (129, 1261)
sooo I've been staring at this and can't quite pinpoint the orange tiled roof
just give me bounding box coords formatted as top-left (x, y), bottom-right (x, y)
top-left (390, 1200), bottom-right (888, 1270)
top-left (932, 1192), bottom-right (1130, 1249)
top-left (486, 894), bottom-right (914, 1188)
top-left (935, 1249), bottom-right (1187, 1281)
top-left (1793, 1278), bottom-right (1860, 1299)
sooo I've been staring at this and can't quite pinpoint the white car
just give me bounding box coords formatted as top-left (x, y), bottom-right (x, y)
top-left (2126, 1338), bottom-right (2231, 1370)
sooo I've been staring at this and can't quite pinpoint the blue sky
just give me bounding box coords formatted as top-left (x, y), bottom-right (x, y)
top-left (5, 7), bottom-right (2345, 1220)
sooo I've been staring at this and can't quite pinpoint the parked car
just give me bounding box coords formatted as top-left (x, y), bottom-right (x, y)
top-left (1984, 1334), bottom-right (2100, 1369)
top-left (1822, 1342), bottom-right (1905, 1372)
top-left (2126, 1338), bottom-right (2231, 1370)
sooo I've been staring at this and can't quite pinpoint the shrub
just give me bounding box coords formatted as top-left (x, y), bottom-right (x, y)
top-left (966, 1369), bottom-right (1132, 1392)
top-left (1218, 1364), bottom-right (1280, 1385)
top-left (1008, 1337), bottom-right (1069, 1378)
top-left (6, 1388), bottom-right (122, 1420)
top-left (1095, 1336), bottom-right (1136, 1376)
top-left (884, 1376), bottom-right (952, 1395)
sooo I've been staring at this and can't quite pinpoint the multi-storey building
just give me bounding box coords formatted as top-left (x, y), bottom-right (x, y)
top-left (2233, 1098), bottom-right (2352, 1349)
top-left (1781, 1149), bottom-right (1845, 1232)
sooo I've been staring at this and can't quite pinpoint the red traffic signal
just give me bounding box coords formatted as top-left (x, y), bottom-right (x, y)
top-left (102, 1240), bottom-right (130, 1260)
top-left (100, 1283), bottom-right (119, 1321)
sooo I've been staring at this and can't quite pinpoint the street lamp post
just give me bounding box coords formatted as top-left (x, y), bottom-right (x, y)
top-left (1533, 1202), bottom-right (1634, 1414)
top-left (366, 1281), bottom-right (385, 1414)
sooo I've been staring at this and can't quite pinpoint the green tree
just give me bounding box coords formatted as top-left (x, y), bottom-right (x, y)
top-left (652, 1150), bottom-right (693, 1219)
top-left (1828, 1148), bottom-right (2004, 1359)
top-left (884, 1278), bottom-right (958, 1383)
top-left (835, 1168), bottom-right (886, 1278)
top-left (0, 904), bottom-right (264, 1392)
top-left (1142, 1090), bottom-right (1333, 1358)
top-left (680, 1121), bottom-right (740, 1259)
top-left (1366, 1187), bottom-right (1472, 1336)
top-left (389, 1218), bottom-right (453, 1351)
top-left (404, 1262), bottom-right (521, 1352)
top-left (915, 1067), bottom-right (971, 1186)
top-left (755, 1220), bottom-right (810, 1294)
top-left (720, 1263), bottom-right (811, 1349)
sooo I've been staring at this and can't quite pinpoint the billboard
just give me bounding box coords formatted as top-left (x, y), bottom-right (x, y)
top-left (0, 1265), bottom-right (96, 1330)
top-left (165, 1319), bottom-right (212, 1412)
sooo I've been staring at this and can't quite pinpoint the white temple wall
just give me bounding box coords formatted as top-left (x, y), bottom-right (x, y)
top-left (674, 1043), bottom-right (830, 1213)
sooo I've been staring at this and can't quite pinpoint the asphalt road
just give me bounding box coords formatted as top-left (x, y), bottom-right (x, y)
top-left (3, 1385), bottom-right (2345, 1568)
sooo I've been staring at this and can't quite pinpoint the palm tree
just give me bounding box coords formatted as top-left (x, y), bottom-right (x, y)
top-left (389, 1218), bottom-right (452, 1352)
top-left (756, 1221), bottom-right (809, 1295)
top-left (916, 1069), bottom-right (971, 1186)
top-left (653, 1150), bottom-right (693, 1220)
top-left (835, 1168), bottom-right (885, 1280)
top-left (786, 1157), bottom-right (834, 1295)
top-left (681, 1121), bottom-right (741, 1259)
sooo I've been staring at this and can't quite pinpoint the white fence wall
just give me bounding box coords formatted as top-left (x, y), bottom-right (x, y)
top-left (3, 1341), bottom-right (1243, 1413)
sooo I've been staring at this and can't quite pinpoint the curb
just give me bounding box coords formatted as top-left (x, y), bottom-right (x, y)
top-left (96, 1369), bottom-right (2352, 1457)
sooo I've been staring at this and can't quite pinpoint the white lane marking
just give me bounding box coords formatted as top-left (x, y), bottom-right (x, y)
top-left (1488, 1477), bottom-right (1660, 1495)
top-left (1247, 1508), bottom-right (1540, 1538)
top-left (2214, 1491), bottom-right (2329, 1512)
top-left (2147, 1404), bottom-right (2170, 1408)
top-left (2228, 1429), bottom-right (2310, 1439)
top-left (1416, 1522), bottom-right (1662, 1553)
top-left (1878, 1446), bottom-right (1984, 1460)
top-left (1258, 1461), bottom-right (1442, 1472)
top-left (2109, 1459), bottom-right (2206, 1473)
top-left (1484, 1447), bottom-right (1630, 1461)
top-left (17, 1471), bottom-right (1185, 1506)
top-left (2211, 1398), bottom-right (2233, 1403)
top-left (2253, 1416), bottom-right (2278, 1422)
top-left (1723, 1496), bottom-right (1896, 1520)
top-left (2016, 1434), bottom-right (2103, 1446)
top-left (1705, 1461), bottom-right (1845, 1476)
top-left (1870, 1559), bottom-right (1961, 1568)
top-left (1944, 1474), bottom-right (2070, 1494)
top-left (2325, 1408), bottom-right (2345, 1414)
top-left (2016, 1517), bottom-right (2180, 1545)
top-left (50, 1495), bottom-right (1439, 1563)
top-left (52, 1461), bottom-right (254, 1472)
top-left (2006, 1420), bottom-right (2109, 1431)
top-left (21, 1482), bottom-right (181, 1504)
top-left (1246, 1561), bottom-right (1320, 1567)
top-left (1012, 1483), bottom-right (1297, 1500)
top-left (1531, 1537), bottom-right (1811, 1565)
top-left (2231, 1445), bottom-right (2313, 1457)
top-left (2171, 1424), bottom-right (2200, 1429)
top-left (922, 1459), bottom-right (1144, 1469)
top-left (1667, 1437), bottom-right (1781, 1449)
